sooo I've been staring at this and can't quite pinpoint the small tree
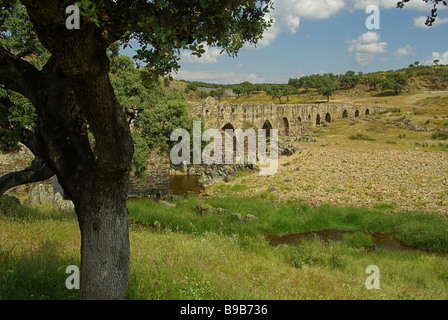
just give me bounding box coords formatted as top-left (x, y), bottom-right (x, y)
top-left (368, 74), bottom-right (383, 90)
top-left (240, 81), bottom-right (255, 97)
top-left (266, 85), bottom-right (283, 104)
top-left (197, 89), bottom-right (210, 99)
top-left (381, 72), bottom-right (409, 94)
top-left (339, 70), bottom-right (360, 88)
top-left (232, 85), bottom-right (243, 97)
top-left (211, 87), bottom-right (226, 102)
top-left (281, 84), bottom-right (296, 102)
top-left (318, 78), bottom-right (338, 102)
top-left (288, 78), bottom-right (301, 89)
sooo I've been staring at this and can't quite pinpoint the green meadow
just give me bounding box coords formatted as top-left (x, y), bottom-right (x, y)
top-left (1, 195), bottom-right (447, 300)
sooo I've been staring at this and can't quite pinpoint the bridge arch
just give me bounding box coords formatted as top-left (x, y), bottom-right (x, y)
top-left (316, 114), bottom-right (321, 127)
top-left (325, 113), bottom-right (332, 123)
top-left (342, 110), bottom-right (348, 118)
top-left (355, 110), bottom-right (360, 118)
top-left (262, 120), bottom-right (272, 137)
top-left (222, 123), bottom-right (235, 131)
top-left (282, 117), bottom-right (290, 136)
top-left (365, 109), bottom-right (370, 116)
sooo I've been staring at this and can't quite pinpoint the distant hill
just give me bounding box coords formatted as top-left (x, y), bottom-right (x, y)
top-left (164, 65), bottom-right (448, 105)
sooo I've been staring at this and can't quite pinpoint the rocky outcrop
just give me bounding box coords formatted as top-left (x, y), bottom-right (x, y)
top-left (23, 184), bottom-right (75, 212)
top-left (197, 164), bottom-right (259, 187)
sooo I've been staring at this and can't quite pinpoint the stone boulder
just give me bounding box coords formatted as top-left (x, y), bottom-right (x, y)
top-left (191, 204), bottom-right (226, 215)
top-left (24, 184), bottom-right (74, 212)
top-left (230, 213), bottom-right (259, 222)
top-left (25, 184), bottom-right (54, 206)
top-left (245, 214), bottom-right (259, 222)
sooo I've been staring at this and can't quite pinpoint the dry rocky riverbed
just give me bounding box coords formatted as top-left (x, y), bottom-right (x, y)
top-left (206, 140), bottom-right (448, 215)
top-left (2, 134), bottom-right (448, 216)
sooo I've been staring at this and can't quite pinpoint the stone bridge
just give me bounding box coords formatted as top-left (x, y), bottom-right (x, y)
top-left (189, 97), bottom-right (383, 136)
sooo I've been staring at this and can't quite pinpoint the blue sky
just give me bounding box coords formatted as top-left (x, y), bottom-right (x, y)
top-left (122, 0), bottom-right (448, 84)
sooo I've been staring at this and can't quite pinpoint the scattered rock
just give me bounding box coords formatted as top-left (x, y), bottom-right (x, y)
top-left (25, 184), bottom-right (54, 206)
top-left (245, 214), bottom-right (259, 221)
top-left (191, 204), bottom-right (226, 215)
top-left (53, 193), bottom-right (75, 212)
top-left (294, 135), bottom-right (317, 143)
top-left (267, 186), bottom-right (278, 193)
top-left (231, 213), bottom-right (245, 221)
top-left (199, 164), bottom-right (259, 186)
top-left (24, 184), bottom-right (74, 212)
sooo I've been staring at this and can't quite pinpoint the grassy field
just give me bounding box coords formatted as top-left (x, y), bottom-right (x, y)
top-left (1, 195), bottom-right (447, 300)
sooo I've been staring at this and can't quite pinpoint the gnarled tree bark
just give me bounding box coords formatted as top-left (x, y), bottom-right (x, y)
top-left (0, 156), bottom-right (53, 197)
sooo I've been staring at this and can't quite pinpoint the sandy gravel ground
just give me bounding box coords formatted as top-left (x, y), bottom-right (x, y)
top-left (207, 141), bottom-right (448, 215)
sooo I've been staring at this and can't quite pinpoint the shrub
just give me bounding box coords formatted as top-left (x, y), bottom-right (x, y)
top-left (349, 133), bottom-right (376, 141)
top-left (431, 132), bottom-right (448, 140)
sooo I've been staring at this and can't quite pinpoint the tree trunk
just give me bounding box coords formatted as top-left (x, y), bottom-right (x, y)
top-left (78, 187), bottom-right (130, 300)
top-left (2, 4), bottom-right (134, 299)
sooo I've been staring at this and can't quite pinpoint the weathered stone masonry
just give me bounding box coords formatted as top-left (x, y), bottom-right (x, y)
top-left (189, 97), bottom-right (383, 135)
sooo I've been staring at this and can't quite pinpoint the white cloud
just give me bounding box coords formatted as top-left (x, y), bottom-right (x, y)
top-left (393, 44), bottom-right (416, 57)
top-left (180, 45), bottom-right (223, 64)
top-left (348, 31), bottom-right (387, 67)
top-left (256, 0), bottom-right (346, 47)
top-left (172, 69), bottom-right (265, 84)
top-left (252, 0), bottom-right (446, 47)
top-left (413, 16), bottom-right (448, 28)
top-left (425, 51), bottom-right (448, 65)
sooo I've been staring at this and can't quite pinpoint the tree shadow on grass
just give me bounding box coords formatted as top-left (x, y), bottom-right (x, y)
top-left (0, 239), bottom-right (80, 300)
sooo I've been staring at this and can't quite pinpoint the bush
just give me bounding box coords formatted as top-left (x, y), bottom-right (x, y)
top-left (349, 133), bottom-right (376, 141)
top-left (431, 132), bottom-right (448, 140)
top-left (378, 108), bottom-right (401, 115)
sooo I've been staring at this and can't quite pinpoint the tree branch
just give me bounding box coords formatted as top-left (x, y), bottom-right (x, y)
top-left (0, 46), bottom-right (40, 104)
top-left (0, 156), bottom-right (54, 197)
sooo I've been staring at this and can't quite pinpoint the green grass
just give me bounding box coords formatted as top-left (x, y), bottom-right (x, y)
top-left (1, 195), bottom-right (448, 300)
top-left (341, 232), bottom-right (373, 249)
top-left (349, 133), bottom-right (376, 141)
top-left (0, 198), bottom-right (80, 300)
top-left (127, 195), bottom-right (448, 253)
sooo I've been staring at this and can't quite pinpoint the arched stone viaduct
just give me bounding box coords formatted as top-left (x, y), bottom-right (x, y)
top-left (189, 97), bottom-right (383, 136)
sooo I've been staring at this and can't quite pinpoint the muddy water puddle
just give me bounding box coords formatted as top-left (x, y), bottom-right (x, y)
top-left (170, 175), bottom-right (204, 196)
top-left (266, 229), bottom-right (419, 252)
